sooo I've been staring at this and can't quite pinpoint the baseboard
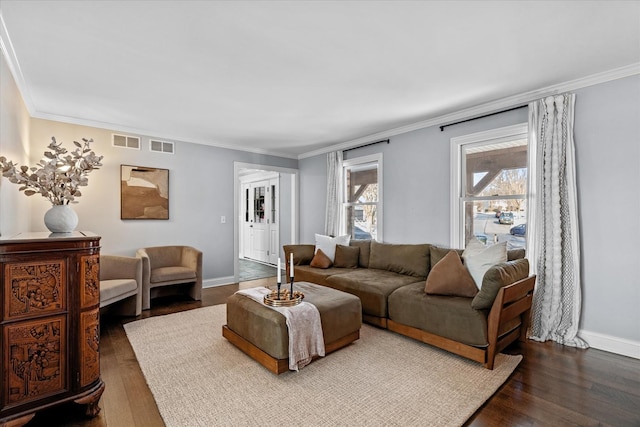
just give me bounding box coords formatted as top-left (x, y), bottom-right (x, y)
top-left (579, 329), bottom-right (640, 360)
top-left (203, 276), bottom-right (235, 288)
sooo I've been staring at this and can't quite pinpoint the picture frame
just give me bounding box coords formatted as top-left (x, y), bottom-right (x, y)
top-left (120, 165), bottom-right (169, 220)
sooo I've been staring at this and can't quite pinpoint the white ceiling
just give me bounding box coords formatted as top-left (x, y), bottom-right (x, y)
top-left (1, 1), bottom-right (639, 158)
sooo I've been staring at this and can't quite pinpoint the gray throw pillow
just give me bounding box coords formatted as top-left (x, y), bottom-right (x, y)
top-left (471, 258), bottom-right (530, 309)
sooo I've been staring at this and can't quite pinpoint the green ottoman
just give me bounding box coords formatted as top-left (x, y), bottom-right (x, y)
top-left (223, 281), bottom-right (362, 374)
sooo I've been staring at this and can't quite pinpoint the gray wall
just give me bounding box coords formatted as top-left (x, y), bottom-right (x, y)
top-left (23, 118), bottom-right (297, 283)
top-left (298, 154), bottom-right (327, 244)
top-left (298, 75), bottom-right (640, 345)
top-left (573, 76), bottom-right (640, 343)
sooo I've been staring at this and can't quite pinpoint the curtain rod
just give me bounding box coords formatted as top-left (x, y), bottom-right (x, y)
top-left (439, 104), bottom-right (528, 132)
top-left (343, 139), bottom-right (389, 152)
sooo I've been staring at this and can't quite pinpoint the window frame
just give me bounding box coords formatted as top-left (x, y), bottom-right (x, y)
top-left (342, 153), bottom-right (383, 241)
top-left (450, 123), bottom-right (529, 248)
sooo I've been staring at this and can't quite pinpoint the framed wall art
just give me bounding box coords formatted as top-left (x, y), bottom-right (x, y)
top-left (120, 165), bottom-right (169, 220)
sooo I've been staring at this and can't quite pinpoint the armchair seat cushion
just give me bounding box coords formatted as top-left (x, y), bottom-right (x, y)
top-left (100, 279), bottom-right (138, 303)
top-left (151, 266), bottom-right (196, 283)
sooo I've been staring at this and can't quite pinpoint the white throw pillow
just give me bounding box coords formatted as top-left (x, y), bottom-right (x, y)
top-left (462, 239), bottom-right (507, 289)
top-left (314, 234), bottom-right (350, 263)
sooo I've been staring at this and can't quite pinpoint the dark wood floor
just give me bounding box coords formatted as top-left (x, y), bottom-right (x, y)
top-left (24, 277), bottom-right (640, 427)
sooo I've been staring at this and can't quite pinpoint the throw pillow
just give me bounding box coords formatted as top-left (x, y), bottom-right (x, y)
top-left (310, 248), bottom-right (333, 269)
top-left (472, 258), bottom-right (530, 309)
top-left (425, 250), bottom-right (478, 297)
top-left (314, 233), bottom-right (350, 262)
top-left (334, 245), bottom-right (360, 268)
top-left (462, 239), bottom-right (507, 289)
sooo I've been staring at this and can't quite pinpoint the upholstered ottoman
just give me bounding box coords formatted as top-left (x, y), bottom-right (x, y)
top-left (223, 282), bottom-right (362, 374)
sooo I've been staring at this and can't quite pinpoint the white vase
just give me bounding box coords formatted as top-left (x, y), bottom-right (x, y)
top-left (44, 204), bottom-right (79, 233)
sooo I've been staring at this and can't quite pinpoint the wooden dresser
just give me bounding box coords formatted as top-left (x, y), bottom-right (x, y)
top-left (0, 232), bottom-right (104, 427)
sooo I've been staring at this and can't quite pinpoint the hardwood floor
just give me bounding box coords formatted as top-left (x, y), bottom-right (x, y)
top-left (23, 278), bottom-right (640, 427)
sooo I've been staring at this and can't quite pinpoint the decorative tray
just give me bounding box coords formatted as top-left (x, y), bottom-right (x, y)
top-left (263, 289), bottom-right (305, 307)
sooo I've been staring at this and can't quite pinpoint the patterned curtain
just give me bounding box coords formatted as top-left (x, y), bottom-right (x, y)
top-left (325, 151), bottom-right (343, 237)
top-left (527, 93), bottom-right (588, 348)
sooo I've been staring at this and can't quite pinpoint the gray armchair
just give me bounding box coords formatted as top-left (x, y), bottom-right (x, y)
top-left (99, 255), bottom-right (143, 316)
top-left (136, 245), bottom-right (202, 310)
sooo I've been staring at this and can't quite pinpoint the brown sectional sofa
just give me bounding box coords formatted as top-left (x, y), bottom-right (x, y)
top-left (284, 240), bottom-right (535, 369)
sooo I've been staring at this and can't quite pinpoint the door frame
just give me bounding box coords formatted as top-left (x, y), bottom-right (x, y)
top-left (234, 162), bottom-right (299, 284)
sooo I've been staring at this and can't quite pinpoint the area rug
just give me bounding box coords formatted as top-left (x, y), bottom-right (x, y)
top-left (124, 304), bottom-right (521, 427)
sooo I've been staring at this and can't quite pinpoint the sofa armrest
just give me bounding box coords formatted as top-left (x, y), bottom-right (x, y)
top-left (181, 246), bottom-right (203, 285)
top-left (485, 274), bottom-right (536, 369)
top-left (135, 249), bottom-right (151, 287)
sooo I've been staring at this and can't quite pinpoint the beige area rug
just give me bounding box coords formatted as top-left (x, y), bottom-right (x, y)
top-left (124, 304), bottom-right (521, 427)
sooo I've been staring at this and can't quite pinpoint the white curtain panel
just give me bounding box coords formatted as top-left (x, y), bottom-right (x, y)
top-left (324, 151), bottom-right (343, 237)
top-left (527, 93), bottom-right (588, 348)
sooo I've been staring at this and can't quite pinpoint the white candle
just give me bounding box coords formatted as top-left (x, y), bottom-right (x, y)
top-left (277, 258), bottom-right (281, 283)
top-left (290, 252), bottom-right (294, 278)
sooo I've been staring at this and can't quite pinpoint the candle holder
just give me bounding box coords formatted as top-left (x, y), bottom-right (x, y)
top-left (263, 288), bottom-right (304, 307)
top-left (289, 276), bottom-right (294, 299)
top-left (276, 280), bottom-right (282, 300)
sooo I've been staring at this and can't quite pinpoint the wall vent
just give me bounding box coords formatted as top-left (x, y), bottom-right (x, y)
top-left (150, 139), bottom-right (175, 154)
top-left (112, 134), bottom-right (140, 150)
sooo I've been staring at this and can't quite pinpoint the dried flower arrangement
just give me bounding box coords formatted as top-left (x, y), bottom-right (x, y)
top-left (0, 137), bottom-right (103, 205)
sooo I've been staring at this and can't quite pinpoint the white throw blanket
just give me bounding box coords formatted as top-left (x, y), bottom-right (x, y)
top-left (236, 287), bottom-right (325, 371)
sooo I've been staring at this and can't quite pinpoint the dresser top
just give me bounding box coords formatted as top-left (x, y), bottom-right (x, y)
top-left (0, 231), bottom-right (100, 243)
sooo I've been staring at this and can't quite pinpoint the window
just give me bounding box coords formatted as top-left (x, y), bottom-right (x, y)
top-left (343, 154), bottom-right (383, 241)
top-left (451, 124), bottom-right (528, 250)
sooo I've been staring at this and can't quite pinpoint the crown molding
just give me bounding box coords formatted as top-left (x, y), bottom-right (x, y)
top-left (298, 62), bottom-right (640, 159)
top-left (26, 110), bottom-right (299, 160)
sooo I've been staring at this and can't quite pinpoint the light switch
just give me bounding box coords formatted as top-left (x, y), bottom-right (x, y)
top-left (221, 216), bottom-right (226, 224)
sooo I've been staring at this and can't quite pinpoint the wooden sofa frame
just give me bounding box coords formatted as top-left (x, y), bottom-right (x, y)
top-left (387, 275), bottom-right (536, 369)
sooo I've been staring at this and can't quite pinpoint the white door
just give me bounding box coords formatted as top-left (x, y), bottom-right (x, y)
top-left (239, 174), bottom-right (280, 265)
top-left (250, 180), bottom-right (269, 262)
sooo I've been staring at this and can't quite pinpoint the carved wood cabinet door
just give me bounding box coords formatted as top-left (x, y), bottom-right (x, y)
top-left (0, 232), bottom-right (104, 426)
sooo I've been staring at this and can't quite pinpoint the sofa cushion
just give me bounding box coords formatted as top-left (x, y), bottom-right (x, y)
top-left (369, 241), bottom-right (430, 278)
top-left (425, 251), bottom-right (478, 298)
top-left (310, 248), bottom-right (333, 268)
top-left (472, 258), bottom-right (530, 310)
top-left (388, 282), bottom-right (489, 347)
top-left (334, 245), bottom-right (359, 268)
top-left (100, 278), bottom-right (137, 302)
top-left (151, 266), bottom-right (196, 283)
top-left (462, 240), bottom-right (507, 288)
top-left (292, 265), bottom-right (352, 287)
top-left (349, 240), bottom-right (371, 268)
top-left (284, 244), bottom-right (315, 265)
top-left (315, 234), bottom-right (350, 262)
top-left (326, 269), bottom-right (418, 317)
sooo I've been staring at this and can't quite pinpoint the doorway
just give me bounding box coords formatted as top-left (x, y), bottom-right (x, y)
top-left (240, 173), bottom-right (279, 264)
top-left (234, 162), bottom-right (298, 284)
